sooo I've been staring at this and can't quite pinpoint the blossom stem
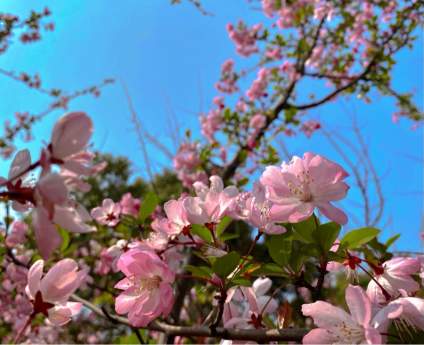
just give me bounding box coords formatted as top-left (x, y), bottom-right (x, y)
top-left (357, 263), bottom-right (391, 301)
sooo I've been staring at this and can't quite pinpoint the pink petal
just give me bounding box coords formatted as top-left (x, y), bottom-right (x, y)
top-left (26, 259), bottom-right (44, 299)
top-left (317, 202), bottom-right (348, 225)
top-left (33, 207), bottom-right (62, 259)
top-left (303, 328), bottom-right (335, 344)
top-left (345, 284), bottom-right (372, 326)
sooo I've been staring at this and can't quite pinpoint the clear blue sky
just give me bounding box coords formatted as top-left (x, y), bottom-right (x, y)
top-left (0, 1), bottom-right (422, 251)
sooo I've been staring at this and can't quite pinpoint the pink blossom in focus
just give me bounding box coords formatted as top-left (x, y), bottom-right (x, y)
top-left (26, 259), bottom-right (86, 325)
top-left (91, 198), bottom-right (121, 227)
top-left (184, 175), bottom-right (238, 225)
top-left (303, 284), bottom-right (424, 344)
top-left (260, 152), bottom-right (349, 224)
top-left (233, 182), bottom-right (286, 235)
top-left (114, 248), bottom-right (175, 327)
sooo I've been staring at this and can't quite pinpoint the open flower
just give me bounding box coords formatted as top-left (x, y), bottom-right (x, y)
top-left (302, 284), bottom-right (424, 344)
top-left (223, 277), bottom-right (278, 330)
top-left (115, 248), bottom-right (175, 327)
top-left (367, 257), bottom-right (420, 304)
top-left (91, 198), bottom-right (121, 227)
top-left (260, 152), bottom-right (349, 225)
top-left (25, 259), bottom-right (86, 326)
top-left (234, 182), bottom-right (286, 235)
top-left (184, 175), bottom-right (238, 226)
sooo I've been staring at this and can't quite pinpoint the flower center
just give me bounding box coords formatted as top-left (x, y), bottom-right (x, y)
top-left (139, 275), bottom-right (161, 291)
top-left (287, 170), bottom-right (314, 202)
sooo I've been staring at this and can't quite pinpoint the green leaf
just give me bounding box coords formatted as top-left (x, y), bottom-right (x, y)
top-left (185, 265), bottom-right (212, 278)
top-left (385, 234), bottom-right (400, 248)
top-left (212, 251), bottom-right (240, 278)
top-left (252, 263), bottom-right (289, 277)
top-left (139, 192), bottom-right (159, 222)
top-left (219, 232), bottom-right (240, 241)
top-left (266, 234), bottom-right (292, 266)
top-left (313, 222), bottom-right (341, 253)
top-left (57, 226), bottom-right (70, 252)
top-left (341, 227), bottom-right (380, 249)
top-left (216, 216), bottom-right (232, 238)
top-left (292, 215), bottom-right (316, 243)
top-left (191, 224), bottom-right (213, 243)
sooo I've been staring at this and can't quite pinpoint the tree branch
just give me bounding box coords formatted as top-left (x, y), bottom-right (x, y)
top-left (70, 294), bottom-right (307, 342)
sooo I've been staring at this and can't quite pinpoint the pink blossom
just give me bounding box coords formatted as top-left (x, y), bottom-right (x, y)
top-left (5, 220), bottom-right (28, 247)
top-left (114, 248), bottom-right (175, 327)
top-left (96, 240), bottom-right (127, 275)
top-left (227, 21), bottom-right (261, 57)
top-left (262, 0), bottom-right (279, 17)
top-left (26, 259), bottom-right (86, 326)
top-left (91, 198), bottom-right (121, 227)
top-left (249, 114), bottom-right (267, 130)
top-left (303, 284), bottom-right (424, 344)
top-left (233, 182), bottom-right (286, 235)
top-left (216, 59), bottom-right (238, 94)
top-left (33, 201), bottom-right (94, 259)
top-left (184, 175), bottom-right (238, 225)
top-left (200, 107), bottom-right (223, 143)
top-left (260, 152), bottom-right (349, 224)
top-left (277, 7), bottom-right (295, 28)
top-left (162, 197), bottom-right (191, 236)
top-left (48, 112), bottom-right (93, 163)
top-left (367, 257), bottom-right (420, 304)
top-left (246, 68), bottom-right (269, 100)
top-left (120, 192), bottom-right (140, 217)
top-left (224, 277), bottom-right (277, 329)
top-left (300, 120), bottom-right (321, 138)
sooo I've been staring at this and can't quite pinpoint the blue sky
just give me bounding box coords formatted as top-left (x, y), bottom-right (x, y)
top-left (0, 1), bottom-right (422, 251)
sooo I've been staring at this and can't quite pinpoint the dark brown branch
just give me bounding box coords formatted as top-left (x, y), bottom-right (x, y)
top-left (70, 294), bottom-right (307, 342)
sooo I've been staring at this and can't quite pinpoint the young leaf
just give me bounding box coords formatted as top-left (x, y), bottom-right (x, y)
top-left (212, 251), bottom-right (240, 278)
top-left (139, 192), bottom-right (159, 222)
top-left (292, 215), bottom-right (316, 243)
top-left (191, 224), bottom-right (213, 243)
top-left (216, 216), bottom-right (232, 238)
top-left (385, 234), bottom-right (400, 248)
top-left (313, 222), bottom-right (341, 253)
top-left (341, 227), bottom-right (380, 249)
top-left (266, 234), bottom-right (291, 266)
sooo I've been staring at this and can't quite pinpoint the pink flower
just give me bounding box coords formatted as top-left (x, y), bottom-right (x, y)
top-left (302, 284), bottom-right (382, 344)
top-left (91, 198), bottom-right (121, 227)
top-left (47, 112), bottom-right (93, 169)
top-left (184, 175), bottom-right (238, 225)
top-left (26, 259), bottom-right (86, 326)
top-left (120, 193), bottom-right (140, 217)
top-left (227, 21), bottom-right (261, 57)
top-left (367, 257), bottom-right (421, 304)
top-left (260, 152), bottom-right (349, 224)
top-left (114, 248), bottom-right (175, 327)
top-left (249, 114), bottom-right (266, 130)
top-left (5, 220), bottom-right (28, 247)
top-left (303, 284), bottom-right (424, 344)
top-left (224, 277), bottom-right (278, 329)
top-left (300, 120), bottom-right (321, 138)
top-left (33, 201), bottom-right (94, 259)
top-left (246, 68), bottom-right (269, 100)
top-left (95, 240), bottom-right (127, 275)
top-left (162, 197), bottom-right (191, 236)
top-left (234, 182), bottom-right (286, 235)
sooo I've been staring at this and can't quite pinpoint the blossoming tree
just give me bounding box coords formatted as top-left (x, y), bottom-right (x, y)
top-left (1, 0), bottom-right (423, 344)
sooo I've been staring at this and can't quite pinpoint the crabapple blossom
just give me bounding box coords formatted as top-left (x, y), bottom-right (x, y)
top-left (120, 192), bottom-right (140, 217)
top-left (95, 240), bottom-right (127, 275)
top-left (183, 175), bottom-right (238, 226)
top-left (227, 21), bottom-right (261, 57)
top-left (223, 277), bottom-right (278, 330)
top-left (25, 259), bottom-right (86, 326)
top-left (233, 182), bottom-right (286, 235)
top-left (246, 68), bottom-right (269, 100)
top-left (367, 257), bottom-right (421, 304)
top-left (5, 220), bottom-right (28, 247)
top-left (114, 248), bottom-right (175, 327)
top-left (260, 152), bottom-right (349, 224)
top-left (91, 198), bottom-right (121, 227)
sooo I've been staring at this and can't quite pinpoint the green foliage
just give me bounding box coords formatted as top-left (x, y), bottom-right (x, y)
top-left (212, 251), bottom-right (240, 278)
top-left (340, 227), bottom-right (380, 249)
top-left (139, 191), bottom-right (159, 222)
